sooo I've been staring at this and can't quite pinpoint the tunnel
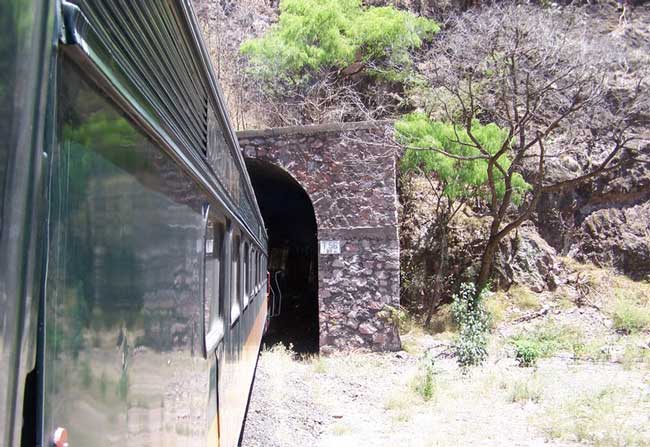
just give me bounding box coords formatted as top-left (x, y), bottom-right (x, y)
top-left (245, 158), bottom-right (319, 354)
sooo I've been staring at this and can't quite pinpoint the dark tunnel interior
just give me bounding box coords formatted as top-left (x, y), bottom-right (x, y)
top-left (245, 158), bottom-right (319, 354)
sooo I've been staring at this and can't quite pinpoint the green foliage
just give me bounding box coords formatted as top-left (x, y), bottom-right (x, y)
top-left (451, 283), bottom-right (490, 368)
top-left (379, 305), bottom-right (413, 333)
top-left (510, 322), bottom-right (585, 360)
top-left (240, 0), bottom-right (438, 82)
top-left (612, 300), bottom-right (650, 335)
top-left (351, 7), bottom-right (438, 67)
top-left (397, 113), bottom-right (531, 203)
top-left (413, 353), bottom-right (437, 401)
top-left (513, 339), bottom-right (541, 367)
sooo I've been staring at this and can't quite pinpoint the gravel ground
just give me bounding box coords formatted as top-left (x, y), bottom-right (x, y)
top-left (240, 335), bottom-right (650, 447)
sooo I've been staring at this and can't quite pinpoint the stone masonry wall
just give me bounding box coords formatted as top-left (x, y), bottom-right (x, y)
top-left (238, 121), bottom-right (401, 353)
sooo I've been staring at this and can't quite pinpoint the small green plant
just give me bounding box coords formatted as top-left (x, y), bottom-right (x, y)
top-left (311, 357), bottom-right (327, 374)
top-left (507, 375), bottom-right (543, 403)
top-left (513, 339), bottom-right (541, 367)
top-left (510, 322), bottom-right (584, 360)
top-left (380, 305), bottom-right (413, 333)
top-left (451, 283), bottom-right (490, 368)
top-left (612, 301), bottom-right (650, 334)
top-left (412, 353), bottom-right (437, 401)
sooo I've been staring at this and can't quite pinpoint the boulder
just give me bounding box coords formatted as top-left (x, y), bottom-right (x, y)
top-left (496, 225), bottom-right (564, 292)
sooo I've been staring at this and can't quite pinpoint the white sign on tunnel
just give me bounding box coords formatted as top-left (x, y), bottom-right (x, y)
top-left (319, 240), bottom-right (341, 255)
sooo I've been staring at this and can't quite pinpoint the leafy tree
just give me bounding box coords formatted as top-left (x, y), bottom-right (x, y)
top-left (406, 4), bottom-right (647, 293)
top-left (397, 112), bottom-right (530, 323)
top-left (240, 0), bottom-right (439, 124)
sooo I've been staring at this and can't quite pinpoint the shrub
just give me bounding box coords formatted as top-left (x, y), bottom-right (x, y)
top-left (513, 339), bottom-right (541, 367)
top-left (240, 0), bottom-right (438, 82)
top-left (451, 283), bottom-right (490, 368)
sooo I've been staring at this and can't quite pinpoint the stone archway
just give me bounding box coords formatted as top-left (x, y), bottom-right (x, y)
top-left (245, 158), bottom-right (319, 353)
top-left (239, 121), bottom-right (401, 353)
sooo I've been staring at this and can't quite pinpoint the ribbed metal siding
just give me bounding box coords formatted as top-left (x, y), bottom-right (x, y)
top-left (77, 0), bottom-right (209, 155)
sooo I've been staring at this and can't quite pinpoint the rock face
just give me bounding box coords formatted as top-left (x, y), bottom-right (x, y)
top-left (537, 143), bottom-right (650, 280)
top-left (534, 4), bottom-right (650, 281)
top-left (239, 122), bottom-right (401, 353)
top-left (495, 226), bottom-right (564, 292)
top-left (571, 202), bottom-right (650, 280)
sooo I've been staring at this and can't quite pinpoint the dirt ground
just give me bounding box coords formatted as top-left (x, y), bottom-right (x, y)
top-left (241, 265), bottom-right (650, 447)
top-left (241, 341), bottom-right (649, 447)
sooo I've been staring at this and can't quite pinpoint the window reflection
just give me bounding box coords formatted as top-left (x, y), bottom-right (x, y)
top-left (44, 58), bottom-right (210, 445)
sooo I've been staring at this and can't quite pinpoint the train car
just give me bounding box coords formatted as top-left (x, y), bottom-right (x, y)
top-left (0, 1), bottom-right (268, 446)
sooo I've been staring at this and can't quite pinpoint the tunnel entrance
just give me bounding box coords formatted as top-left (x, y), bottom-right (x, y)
top-left (245, 158), bottom-right (319, 354)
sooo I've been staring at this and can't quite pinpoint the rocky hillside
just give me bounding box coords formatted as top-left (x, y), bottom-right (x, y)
top-left (535, 3), bottom-right (650, 280)
top-left (192, 0), bottom-right (277, 129)
top-left (191, 0), bottom-right (649, 311)
top-left (399, 1), bottom-right (650, 315)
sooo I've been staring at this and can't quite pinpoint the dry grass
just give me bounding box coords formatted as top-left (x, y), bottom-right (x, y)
top-left (427, 304), bottom-right (456, 334)
top-left (506, 374), bottom-right (544, 403)
top-left (510, 319), bottom-right (586, 359)
top-left (509, 285), bottom-right (542, 311)
top-left (538, 384), bottom-right (650, 446)
top-left (563, 258), bottom-right (650, 326)
top-left (248, 263), bottom-right (650, 447)
top-left (484, 291), bottom-right (509, 328)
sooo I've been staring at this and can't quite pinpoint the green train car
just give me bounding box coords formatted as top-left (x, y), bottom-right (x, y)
top-left (0, 1), bottom-right (269, 446)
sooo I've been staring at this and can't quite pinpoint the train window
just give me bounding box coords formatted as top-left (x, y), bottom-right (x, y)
top-left (250, 248), bottom-right (255, 293)
top-left (231, 233), bottom-right (241, 323)
top-left (205, 219), bottom-right (225, 345)
top-left (252, 250), bottom-right (256, 291)
top-left (243, 242), bottom-right (250, 307)
top-left (239, 239), bottom-right (244, 309)
top-left (249, 247), bottom-right (254, 296)
top-left (256, 252), bottom-right (262, 287)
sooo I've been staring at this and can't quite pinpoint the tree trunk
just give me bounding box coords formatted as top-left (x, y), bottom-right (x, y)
top-left (476, 236), bottom-right (499, 293)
